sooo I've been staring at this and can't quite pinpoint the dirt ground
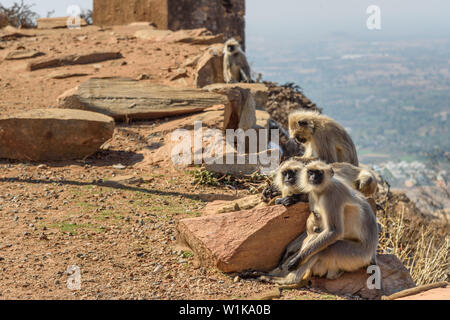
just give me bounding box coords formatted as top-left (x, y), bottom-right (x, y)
top-left (0, 25), bottom-right (349, 300)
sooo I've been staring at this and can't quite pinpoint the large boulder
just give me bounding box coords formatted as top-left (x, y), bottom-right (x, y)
top-left (309, 254), bottom-right (416, 299)
top-left (57, 78), bottom-right (229, 121)
top-left (0, 109), bottom-right (114, 161)
top-left (195, 44), bottom-right (225, 88)
top-left (177, 203), bottom-right (310, 273)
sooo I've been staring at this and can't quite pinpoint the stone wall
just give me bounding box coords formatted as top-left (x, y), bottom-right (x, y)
top-left (93, 0), bottom-right (245, 47)
top-left (167, 0), bottom-right (245, 46)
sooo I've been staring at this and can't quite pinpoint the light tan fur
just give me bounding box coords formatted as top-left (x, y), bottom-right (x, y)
top-left (258, 161), bottom-right (379, 285)
top-left (330, 162), bottom-right (378, 197)
top-left (223, 38), bottom-right (252, 83)
top-left (288, 110), bottom-right (359, 166)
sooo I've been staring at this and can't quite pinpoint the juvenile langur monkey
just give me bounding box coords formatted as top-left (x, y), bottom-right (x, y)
top-left (246, 161), bottom-right (379, 285)
top-left (272, 158), bottom-right (311, 206)
top-left (286, 110), bottom-right (359, 166)
top-left (272, 158), bottom-right (378, 207)
top-left (223, 38), bottom-right (252, 83)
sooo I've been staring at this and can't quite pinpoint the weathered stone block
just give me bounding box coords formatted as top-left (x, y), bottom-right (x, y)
top-left (0, 109), bottom-right (114, 161)
top-left (177, 203), bottom-right (310, 273)
top-left (57, 78), bottom-right (229, 121)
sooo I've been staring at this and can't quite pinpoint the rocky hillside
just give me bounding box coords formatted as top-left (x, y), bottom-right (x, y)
top-left (0, 22), bottom-right (447, 300)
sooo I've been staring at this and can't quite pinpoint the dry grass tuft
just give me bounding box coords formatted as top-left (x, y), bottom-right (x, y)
top-left (376, 184), bottom-right (449, 286)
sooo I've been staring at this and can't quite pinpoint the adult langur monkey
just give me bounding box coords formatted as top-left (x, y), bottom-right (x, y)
top-left (272, 157), bottom-right (378, 207)
top-left (223, 38), bottom-right (252, 83)
top-left (245, 160), bottom-right (379, 285)
top-left (286, 110), bottom-right (359, 166)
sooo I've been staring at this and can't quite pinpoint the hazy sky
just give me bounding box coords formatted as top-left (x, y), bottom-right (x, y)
top-left (246, 0), bottom-right (450, 40)
top-left (1, 0), bottom-right (92, 17)
top-left (1, 0), bottom-right (449, 39)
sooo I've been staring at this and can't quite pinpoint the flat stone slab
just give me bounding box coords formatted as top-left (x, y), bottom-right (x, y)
top-left (57, 77), bottom-right (229, 121)
top-left (4, 49), bottom-right (45, 60)
top-left (177, 203), bottom-right (310, 273)
top-left (37, 17), bottom-right (87, 29)
top-left (0, 108), bottom-right (114, 161)
top-left (27, 52), bottom-right (122, 71)
top-left (310, 254), bottom-right (416, 299)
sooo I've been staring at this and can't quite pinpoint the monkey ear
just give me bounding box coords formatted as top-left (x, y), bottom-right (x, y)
top-left (330, 168), bottom-right (335, 177)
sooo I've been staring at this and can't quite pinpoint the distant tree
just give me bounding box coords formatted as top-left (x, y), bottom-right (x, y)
top-left (0, 1), bottom-right (39, 28)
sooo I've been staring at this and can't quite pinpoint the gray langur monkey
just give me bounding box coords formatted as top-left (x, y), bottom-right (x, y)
top-left (272, 157), bottom-right (378, 207)
top-left (245, 160), bottom-right (379, 285)
top-left (223, 38), bottom-right (252, 83)
top-left (286, 110), bottom-right (359, 166)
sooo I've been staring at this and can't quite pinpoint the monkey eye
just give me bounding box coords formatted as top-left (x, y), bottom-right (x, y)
top-left (298, 121), bottom-right (308, 127)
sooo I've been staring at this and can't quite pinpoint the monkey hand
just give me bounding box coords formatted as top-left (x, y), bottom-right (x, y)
top-left (287, 254), bottom-right (302, 271)
top-left (261, 184), bottom-right (281, 203)
top-left (275, 194), bottom-right (306, 207)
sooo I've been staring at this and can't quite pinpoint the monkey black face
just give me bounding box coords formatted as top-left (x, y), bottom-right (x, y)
top-left (282, 169), bottom-right (298, 186)
top-left (307, 169), bottom-right (324, 185)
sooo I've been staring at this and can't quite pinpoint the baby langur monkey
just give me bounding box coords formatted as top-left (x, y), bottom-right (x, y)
top-left (244, 161), bottom-right (379, 285)
top-left (272, 158), bottom-right (311, 206)
top-left (286, 110), bottom-right (359, 166)
top-left (223, 38), bottom-right (252, 83)
top-left (272, 157), bottom-right (378, 207)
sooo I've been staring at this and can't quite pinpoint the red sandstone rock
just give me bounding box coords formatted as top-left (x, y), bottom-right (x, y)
top-left (27, 52), bottom-right (122, 71)
top-left (177, 203), bottom-right (310, 273)
top-left (0, 109), bottom-right (114, 161)
top-left (310, 254), bottom-right (416, 299)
